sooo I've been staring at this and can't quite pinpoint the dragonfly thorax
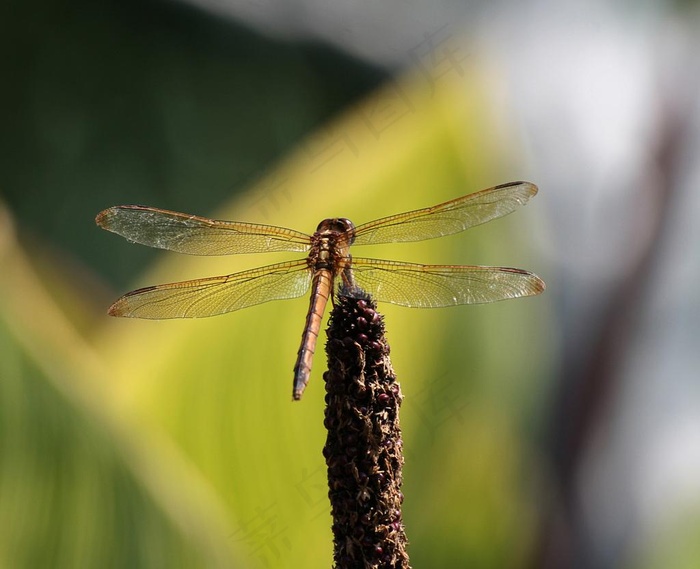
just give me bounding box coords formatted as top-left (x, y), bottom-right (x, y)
top-left (308, 218), bottom-right (355, 272)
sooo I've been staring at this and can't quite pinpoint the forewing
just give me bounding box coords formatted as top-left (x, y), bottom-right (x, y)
top-left (340, 258), bottom-right (545, 307)
top-left (109, 259), bottom-right (312, 319)
top-left (351, 181), bottom-right (537, 245)
top-left (96, 205), bottom-right (310, 255)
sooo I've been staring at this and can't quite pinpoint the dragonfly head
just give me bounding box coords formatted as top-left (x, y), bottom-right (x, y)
top-left (316, 218), bottom-right (356, 244)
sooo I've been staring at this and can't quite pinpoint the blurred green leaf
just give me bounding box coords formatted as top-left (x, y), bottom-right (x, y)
top-left (0, 214), bottom-right (246, 568)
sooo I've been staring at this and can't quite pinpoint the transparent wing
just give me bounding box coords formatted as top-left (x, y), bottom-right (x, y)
top-left (351, 181), bottom-right (537, 246)
top-left (109, 259), bottom-right (312, 319)
top-left (96, 205), bottom-right (311, 255)
top-left (339, 257), bottom-right (545, 307)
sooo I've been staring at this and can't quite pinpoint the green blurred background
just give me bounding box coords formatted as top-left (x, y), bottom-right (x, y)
top-left (2, 0), bottom-right (699, 568)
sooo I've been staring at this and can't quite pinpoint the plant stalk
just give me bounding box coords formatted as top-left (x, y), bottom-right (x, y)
top-left (323, 292), bottom-right (410, 569)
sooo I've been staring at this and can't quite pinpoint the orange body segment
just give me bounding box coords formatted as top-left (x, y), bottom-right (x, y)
top-left (293, 268), bottom-right (333, 400)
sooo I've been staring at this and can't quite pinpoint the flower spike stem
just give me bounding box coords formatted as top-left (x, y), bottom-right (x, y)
top-left (323, 292), bottom-right (410, 569)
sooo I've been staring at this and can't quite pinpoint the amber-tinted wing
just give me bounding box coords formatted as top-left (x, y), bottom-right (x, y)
top-left (351, 181), bottom-right (537, 246)
top-left (339, 258), bottom-right (545, 307)
top-left (96, 205), bottom-right (311, 255)
top-left (108, 259), bottom-right (311, 319)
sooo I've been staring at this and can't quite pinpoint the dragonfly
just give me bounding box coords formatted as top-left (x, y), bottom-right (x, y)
top-left (96, 181), bottom-right (545, 400)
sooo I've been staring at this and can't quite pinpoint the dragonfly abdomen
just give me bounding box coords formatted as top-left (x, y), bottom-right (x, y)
top-left (293, 268), bottom-right (333, 400)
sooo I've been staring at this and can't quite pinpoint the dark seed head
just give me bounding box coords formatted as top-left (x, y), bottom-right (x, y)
top-left (323, 293), bottom-right (409, 568)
